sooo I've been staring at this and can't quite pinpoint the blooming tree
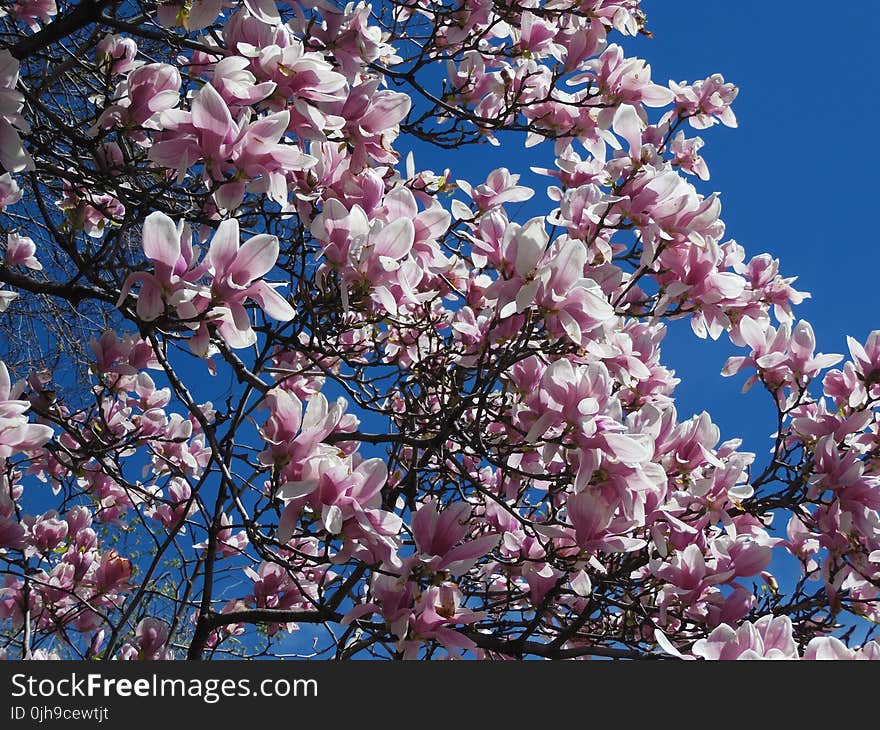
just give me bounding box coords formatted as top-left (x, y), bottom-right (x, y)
top-left (0, 0), bottom-right (878, 662)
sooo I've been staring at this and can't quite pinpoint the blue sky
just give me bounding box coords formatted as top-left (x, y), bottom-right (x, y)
top-left (408, 0), bottom-right (879, 460)
top-left (626, 1), bottom-right (879, 456)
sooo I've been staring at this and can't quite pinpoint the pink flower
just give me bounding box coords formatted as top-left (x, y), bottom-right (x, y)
top-left (2, 0), bottom-right (56, 30)
top-left (116, 211), bottom-right (205, 321)
top-left (209, 56), bottom-right (276, 107)
top-left (5, 233), bottom-right (41, 270)
top-left (402, 583), bottom-right (484, 659)
top-left (0, 50), bottom-right (32, 173)
top-left (95, 33), bottom-right (139, 75)
top-left (259, 390), bottom-right (344, 476)
top-left (846, 331), bottom-right (880, 384)
top-left (691, 615), bottom-right (798, 660)
top-left (156, 0), bottom-right (226, 30)
top-left (572, 44), bottom-right (674, 110)
top-left (0, 173), bottom-right (21, 210)
top-left (131, 617), bottom-right (172, 660)
top-left (0, 360), bottom-right (54, 458)
top-left (216, 513), bottom-right (249, 557)
top-left (410, 500), bottom-right (498, 576)
top-left (456, 168), bottom-right (534, 212)
top-left (670, 131), bottom-right (710, 180)
top-left (203, 217), bottom-right (295, 347)
top-left (280, 454), bottom-right (388, 535)
top-left (149, 82), bottom-right (315, 208)
top-left (148, 477), bottom-right (195, 529)
top-left (91, 549), bottom-right (132, 595)
top-left (311, 199), bottom-right (419, 316)
top-left (28, 511), bottom-right (68, 554)
top-left (723, 317), bottom-right (841, 394)
top-left (55, 182), bottom-right (125, 238)
top-left (94, 63), bottom-right (181, 134)
top-left (0, 489), bottom-right (25, 550)
top-left (117, 211), bottom-right (294, 349)
top-left (670, 74), bottom-right (738, 129)
top-left (803, 636), bottom-right (880, 660)
top-left (0, 284), bottom-right (17, 312)
top-left (191, 512), bottom-right (249, 557)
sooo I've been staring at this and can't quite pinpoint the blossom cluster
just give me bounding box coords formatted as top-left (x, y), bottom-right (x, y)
top-left (0, 0), bottom-right (877, 661)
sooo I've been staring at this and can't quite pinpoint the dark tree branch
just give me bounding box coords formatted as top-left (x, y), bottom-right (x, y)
top-left (9, 0), bottom-right (115, 60)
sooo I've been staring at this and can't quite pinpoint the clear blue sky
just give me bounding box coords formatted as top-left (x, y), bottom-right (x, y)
top-left (627, 1), bottom-right (879, 456)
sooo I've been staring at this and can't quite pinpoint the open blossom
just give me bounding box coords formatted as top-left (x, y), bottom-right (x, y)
top-left (455, 168), bottom-right (534, 213)
top-left (0, 361), bottom-right (53, 458)
top-left (201, 217), bottom-right (296, 347)
top-left (400, 583), bottom-right (485, 659)
top-left (117, 212), bottom-right (295, 350)
top-left (409, 500), bottom-right (498, 576)
top-left (723, 317), bottom-right (842, 398)
top-left (0, 50), bottom-right (32, 173)
top-left (661, 615), bottom-right (880, 660)
top-left (191, 513), bottom-right (248, 557)
top-left (311, 198), bottom-right (427, 315)
top-left (207, 55), bottom-right (277, 107)
top-left (1, 0), bottom-right (57, 30)
top-left (5, 233), bottom-right (41, 270)
top-left (670, 131), bottom-right (709, 180)
top-left (229, 33), bottom-right (347, 110)
top-left (692, 615), bottom-right (798, 659)
top-left (27, 511), bottom-right (69, 554)
top-left (277, 453), bottom-right (389, 536)
top-left (116, 211), bottom-right (206, 322)
top-left (846, 330), bottom-right (880, 385)
top-left (572, 43), bottom-right (674, 112)
top-left (670, 74), bottom-right (739, 129)
top-left (147, 477), bottom-right (196, 529)
top-left (148, 82), bottom-right (316, 209)
top-left (0, 173), bottom-right (21, 210)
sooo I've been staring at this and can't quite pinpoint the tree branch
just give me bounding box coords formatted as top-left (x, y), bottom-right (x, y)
top-left (10, 0), bottom-right (114, 60)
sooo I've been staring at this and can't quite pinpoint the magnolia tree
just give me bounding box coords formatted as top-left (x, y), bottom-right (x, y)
top-left (0, 0), bottom-right (878, 662)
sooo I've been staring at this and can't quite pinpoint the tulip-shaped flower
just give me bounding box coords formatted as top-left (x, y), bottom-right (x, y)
top-left (402, 583), bottom-right (484, 659)
top-left (410, 500), bottom-right (498, 576)
top-left (134, 617), bottom-right (172, 660)
top-left (95, 33), bottom-right (139, 75)
top-left (5, 233), bottom-right (41, 270)
top-left (0, 173), bottom-right (21, 211)
top-left (0, 360), bottom-right (54, 458)
top-left (116, 211), bottom-right (207, 322)
top-left (0, 488), bottom-right (25, 551)
top-left (94, 63), bottom-right (181, 134)
top-left (847, 331), bottom-right (880, 385)
top-left (118, 212), bottom-right (295, 350)
top-left (0, 50), bottom-right (32, 173)
top-left (203, 217), bottom-right (295, 348)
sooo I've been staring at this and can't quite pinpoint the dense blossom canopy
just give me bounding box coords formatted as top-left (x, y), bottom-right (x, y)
top-left (0, 0), bottom-right (878, 661)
